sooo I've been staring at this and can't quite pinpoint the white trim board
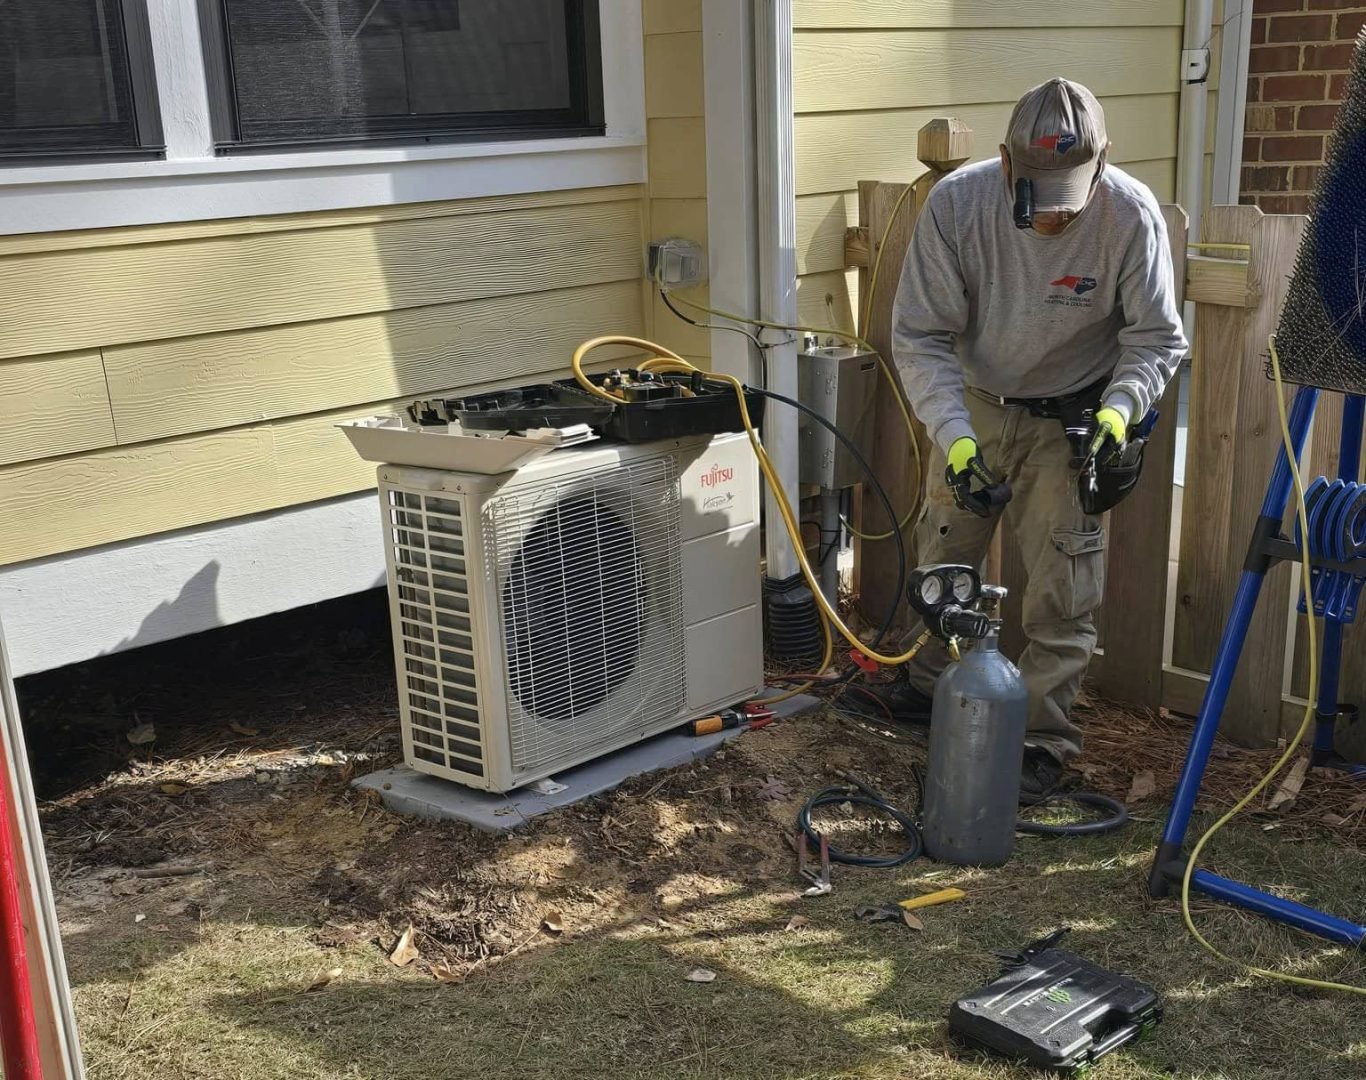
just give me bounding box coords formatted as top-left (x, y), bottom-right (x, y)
top-left (0, 493), bottom-right (387, 678)
top-left (0, 0), bottom-right (646, 233)
top-left (703, 0), bottom-right (759, 383)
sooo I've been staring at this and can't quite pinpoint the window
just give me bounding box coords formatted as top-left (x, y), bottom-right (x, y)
top-left (200, 0), bottom-right (605, 150)
top-left (0, 0), bottom-right (162, 159)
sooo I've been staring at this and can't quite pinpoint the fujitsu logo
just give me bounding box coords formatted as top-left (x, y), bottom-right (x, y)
top-left (699, 464), bottom-right (734, 488)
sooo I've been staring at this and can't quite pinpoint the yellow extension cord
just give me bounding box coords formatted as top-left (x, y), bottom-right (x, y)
top-left (1177, 336), bottom-right (1365, 996)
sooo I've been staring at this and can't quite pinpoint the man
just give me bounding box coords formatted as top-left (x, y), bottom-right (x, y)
top-left (889, 78), bottom-right (1187, 800)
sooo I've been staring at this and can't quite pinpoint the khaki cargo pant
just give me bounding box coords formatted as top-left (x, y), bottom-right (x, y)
top-left (906, 390), bottom-right (1105, 763)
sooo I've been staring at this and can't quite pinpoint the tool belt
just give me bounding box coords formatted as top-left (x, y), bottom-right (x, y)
top-left (973, 375), bottom-right (1156, 515)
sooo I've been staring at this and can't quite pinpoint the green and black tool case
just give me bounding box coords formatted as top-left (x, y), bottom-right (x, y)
top-left (949, 930), bottom-right (1161, 1073)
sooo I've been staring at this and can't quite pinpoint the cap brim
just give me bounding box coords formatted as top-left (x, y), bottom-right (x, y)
top-left (1018, 162), bottom-right (1096, 213)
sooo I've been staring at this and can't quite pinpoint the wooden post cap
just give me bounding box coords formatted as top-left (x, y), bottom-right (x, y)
top-left (917, 118), bottom-right (973, 172)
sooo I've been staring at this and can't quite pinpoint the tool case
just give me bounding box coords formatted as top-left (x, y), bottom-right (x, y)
top-left (949, 929), bottom-right (1161, 1073)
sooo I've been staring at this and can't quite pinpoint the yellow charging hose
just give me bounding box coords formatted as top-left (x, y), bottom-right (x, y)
top-left (1177, 336), bottom-right (1365, 996)
top-left (662, 278), bottom-right (924, 542)
top-left (571, 335), bottom-right (926, 673)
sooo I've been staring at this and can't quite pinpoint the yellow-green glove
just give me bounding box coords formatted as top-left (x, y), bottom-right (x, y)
top-left (1094, 406), bottom-right (1127, 446)
top-left (947, 436), bottom-right (978, 475)
top-left (944, 437), bottom-right (1012, 517)
top-left (1086, 405), bottom-right (1127, 464)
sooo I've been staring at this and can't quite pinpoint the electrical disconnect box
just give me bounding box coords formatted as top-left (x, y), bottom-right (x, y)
top-left (797, 344), bottom-right (879, 490)
top-left (647, 238), bottom-right (707, 288)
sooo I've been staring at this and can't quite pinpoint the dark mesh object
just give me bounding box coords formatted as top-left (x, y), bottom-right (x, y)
top-left (1271, 30), bottom-right (1366, 392)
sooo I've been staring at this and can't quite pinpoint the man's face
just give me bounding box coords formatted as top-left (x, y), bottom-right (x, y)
top-left (999, 146), bottom-right (1081, 236)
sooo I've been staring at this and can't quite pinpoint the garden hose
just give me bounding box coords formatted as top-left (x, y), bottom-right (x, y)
top-left (1176, 336), bottom-right (1366, 997)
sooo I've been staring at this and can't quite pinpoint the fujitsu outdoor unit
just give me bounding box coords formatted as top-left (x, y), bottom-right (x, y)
top-left (370, 431), bottom-right (763, 793)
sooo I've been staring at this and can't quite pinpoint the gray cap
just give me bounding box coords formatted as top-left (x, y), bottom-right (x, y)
top-left (1006, 78), bottom-right (1108, 214)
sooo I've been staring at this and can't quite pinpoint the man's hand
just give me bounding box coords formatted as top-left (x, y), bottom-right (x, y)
top-left (944, 437), bottom-right (1012, 518)
top-left (947, 436), bottom-right (978, 476)
top-left (1088, 406), bottom-right (1128, 463)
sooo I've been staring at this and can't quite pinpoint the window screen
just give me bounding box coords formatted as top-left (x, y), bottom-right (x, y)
top-left (203, 0), bottom-right (604, 149)
top-left (0, 0), bottom-right (162, 158)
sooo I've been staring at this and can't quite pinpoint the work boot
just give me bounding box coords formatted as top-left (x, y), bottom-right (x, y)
top-left (1019, 748), bottom-right (1065, 805)
top-left (853, 678), bottom-right (933, 725)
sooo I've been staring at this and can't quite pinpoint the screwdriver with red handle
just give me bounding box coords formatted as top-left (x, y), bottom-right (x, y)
top-left (689, 707), bottom-right (773, 736)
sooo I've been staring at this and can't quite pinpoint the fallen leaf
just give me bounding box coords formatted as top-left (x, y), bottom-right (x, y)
top-left (784, 915), bottom-right (809, 932)
top-left (230, 722), bottom-right (260, 737)
top-left (432, 963), bottom-right (462, 984)
top-left (1268, 757), bottom-right (1310, 811)
top-left (126, 721), bottom-right (156, 746)
top-left (389, 924), bottom-right (420, 968)
top-left (1126, 771), bottom-right (1156, 804)
top-left (684, 968), bottom-right (716, 983)
top-left (133, 914), bottom-right (146, 924)
top-left (160, 783), bottom-right (189, 796)
top-left (542, 910), bottom-right (564, 935)
top-left (305, 968), bottom-right (343, 993)
top-left (901, 910), bottom-right (924, 931)
top-left (111, 879), bottom-right (139, 897)
top-left (757, 776), bottom-right (791, 801)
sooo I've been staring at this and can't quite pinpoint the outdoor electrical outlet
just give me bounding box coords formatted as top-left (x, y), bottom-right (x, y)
top-left (648, 238), bottom-right (706, 288)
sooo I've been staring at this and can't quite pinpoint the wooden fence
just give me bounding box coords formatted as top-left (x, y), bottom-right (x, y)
top-left (848, 117), bottom-right (1325, 748)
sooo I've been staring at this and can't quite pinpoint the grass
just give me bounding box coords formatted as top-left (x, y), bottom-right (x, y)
top-left (62, 812), bottom-right (1366, 1080)
top-left (28, 605), bottom-right (1366, 1079)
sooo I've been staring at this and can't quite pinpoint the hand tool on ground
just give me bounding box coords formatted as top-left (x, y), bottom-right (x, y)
top-left (898, 887), bottom-right (966, 912)
top-left (688, 707), bottom-right (773, 736)
top-left (795, 830), bottom-right (831, 897)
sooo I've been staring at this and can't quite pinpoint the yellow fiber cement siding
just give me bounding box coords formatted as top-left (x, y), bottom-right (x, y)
top-left (0, 186), bottom-right (647, 566)
top-left (643, 0), bottom-right (709, 361)
top-left (0, 0), bottom-right (715, 568)
top-left (792, 0), bottom-right (1201, 315)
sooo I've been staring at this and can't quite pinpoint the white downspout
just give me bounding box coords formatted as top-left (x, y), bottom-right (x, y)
top-left (1212, 0), bottom-right (1255, 205)
top-left (753, 0), bottom-right (800, 583)
top-left (1177, 0), bottom-right (1216, 249)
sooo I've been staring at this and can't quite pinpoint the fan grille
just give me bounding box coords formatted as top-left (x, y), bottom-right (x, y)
top-left (487, 456), bottom-right (685, 773)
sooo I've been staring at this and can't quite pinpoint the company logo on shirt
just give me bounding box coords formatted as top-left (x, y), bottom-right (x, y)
top-left (1046, 274), bottom-right (1097, 309)
top-left (1031, 131), bottom-right (1077, 155)
top-left (1050, 275), bottom-right (1097, 296)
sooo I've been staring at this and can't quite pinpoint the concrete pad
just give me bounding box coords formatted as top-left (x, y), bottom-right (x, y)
top-left (354, 693), bottom-right (819, 832)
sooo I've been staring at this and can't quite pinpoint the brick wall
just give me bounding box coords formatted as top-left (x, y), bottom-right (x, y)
top-left (1241, 0), bottom-right (1366, 213)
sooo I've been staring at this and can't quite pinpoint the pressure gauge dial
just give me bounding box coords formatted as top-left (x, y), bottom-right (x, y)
top-left (907, 564), bottom-right (982, 622)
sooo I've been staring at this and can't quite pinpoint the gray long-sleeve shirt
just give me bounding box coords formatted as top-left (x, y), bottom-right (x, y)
top-left (892, 160), bottom-right (1188, 453)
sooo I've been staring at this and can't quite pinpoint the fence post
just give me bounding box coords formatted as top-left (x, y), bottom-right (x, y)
top-left (1094, 204), bottom-right (1189, 708)
top-left (852, 117), bottom-right (972, 629)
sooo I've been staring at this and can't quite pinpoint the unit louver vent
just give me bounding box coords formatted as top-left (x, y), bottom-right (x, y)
top-left (387, 490), bottom-right (486, 778)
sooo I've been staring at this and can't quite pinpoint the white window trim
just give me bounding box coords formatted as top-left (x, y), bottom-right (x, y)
top-left (0, 0), bottom-right (645, 234)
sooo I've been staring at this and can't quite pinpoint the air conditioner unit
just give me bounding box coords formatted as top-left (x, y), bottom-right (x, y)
top-left (374, 431), bottom-right (763, 793)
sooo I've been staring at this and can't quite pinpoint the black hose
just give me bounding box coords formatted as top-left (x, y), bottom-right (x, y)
top-left (1017, 793), bottom-right (1129, 836)
top-left (796, 773), bottom-right (923, 868)
top-left (749, 388), bottom-right (906, 652)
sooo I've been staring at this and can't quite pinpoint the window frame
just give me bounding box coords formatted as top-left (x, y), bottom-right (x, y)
top-left (0, 0), bottom-right (164, 161)
top-left (196, 0), bottom-right (606, 153)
